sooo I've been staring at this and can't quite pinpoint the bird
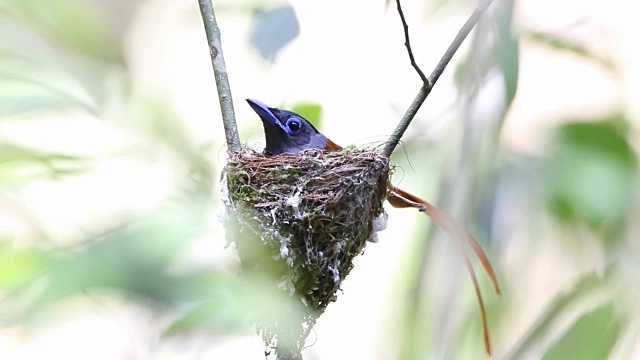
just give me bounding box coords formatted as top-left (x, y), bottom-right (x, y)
top-left (246, 98), bottom-right (501, 354)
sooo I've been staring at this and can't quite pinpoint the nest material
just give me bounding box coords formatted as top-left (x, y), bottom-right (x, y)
top-left (223, 146), bottom-right (389, 355)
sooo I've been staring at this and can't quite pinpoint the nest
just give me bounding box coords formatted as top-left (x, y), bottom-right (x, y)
top-left (222, 146), bottom-right (389, 356)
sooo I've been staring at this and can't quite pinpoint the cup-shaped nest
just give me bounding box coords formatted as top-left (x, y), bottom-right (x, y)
top-left (222, 146), bottom-right (389, 354)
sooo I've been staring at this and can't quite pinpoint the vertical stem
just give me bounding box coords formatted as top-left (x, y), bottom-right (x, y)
top-left (198, 0), bottom-right (241, 151)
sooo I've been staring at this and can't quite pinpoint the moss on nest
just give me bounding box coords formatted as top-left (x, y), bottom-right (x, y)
top-left (222, 146), bottom-right (389, 355)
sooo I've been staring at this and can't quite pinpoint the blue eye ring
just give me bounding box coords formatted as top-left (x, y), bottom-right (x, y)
top-left (285, 118), bottom-right (302, 135)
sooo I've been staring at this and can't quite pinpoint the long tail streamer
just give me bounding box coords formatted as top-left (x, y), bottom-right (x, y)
top-left (388, 188), bottom-right (501, 354)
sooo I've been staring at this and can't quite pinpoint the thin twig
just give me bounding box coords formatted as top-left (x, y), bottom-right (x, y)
top-left (198, 0), bottom-right (241, 152)
top-left (382, 2), bottom-right (494, 158)
top-left (395, 0), bottom-right (428, 84)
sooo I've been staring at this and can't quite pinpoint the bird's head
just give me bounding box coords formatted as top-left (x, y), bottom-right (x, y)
top-left (246, 98), bottom-right (329, 155)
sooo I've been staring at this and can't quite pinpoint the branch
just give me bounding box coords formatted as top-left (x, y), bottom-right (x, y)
top-left (382, 1), bottom-right (494, 158)
top-left (198, 0), bottom-right (241, 152)
top-left (395, 0), bottom-right (428, 84)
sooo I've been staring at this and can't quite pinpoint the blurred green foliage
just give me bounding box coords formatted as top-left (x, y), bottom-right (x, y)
top-left (394, 1), bottom-right (639, 359)
top-left (0, 143), bottom-right (89, 185)
top-left (525, 30), bottom-right (617, 72)
top-left (546, 118), bottom-right (636, 240)
top-left (0, 0), bottom-right (304, 354)
top-left (0, 242), bottom-right (48, 292)
top-left (0, 0), bottom-right (639, 359)
top-left (543, 302), bottom-right (621, 360)
top-left (0, 0), bottom-right (120, 61)
top-left (504, 271), bottom-right (613, 359)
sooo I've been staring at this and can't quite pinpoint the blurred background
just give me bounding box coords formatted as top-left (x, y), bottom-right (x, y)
top-left (0, 0), bottom-right (638, 359)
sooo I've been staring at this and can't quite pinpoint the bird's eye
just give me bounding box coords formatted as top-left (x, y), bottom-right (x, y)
top-left (286, 118), bottom-right (302, 135)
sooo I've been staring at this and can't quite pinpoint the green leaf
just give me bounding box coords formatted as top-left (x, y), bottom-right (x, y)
top-left (526, 31), bottom-right (617, 72)
top-left (289, 103), bottom-right (322, 129)
top-left (0, 66), bottom-right (97, 116)
top-left (0, 79), bottom-right (81, 116)
top-left (0, 0), bottom-right (121, 62)
top-left (546, 117), bottom-right (637, 239)
top-left (505, 271), bottom-right (606, 360)
top-left (164, 274), bottom-right (307, 336)
top-left (163, 271), bottom-right (313, 344)
top-left (497, 0), bottom-right (519, 106)
top-left (542, 302), bottom-right (621, 360)
top-left (9, 204), bottom-right (209, 321)
top-left (164, 300), bottom-right (244, 336)
top-left (0, 242), bottom-right (49, 292)
top-left (0, 142), bottom-right (90, 187)
top-left (0, 142), bottom-right (84, 164)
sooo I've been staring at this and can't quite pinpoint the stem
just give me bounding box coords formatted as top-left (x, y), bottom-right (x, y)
top-left (198, 0), bottom-right (241, 152)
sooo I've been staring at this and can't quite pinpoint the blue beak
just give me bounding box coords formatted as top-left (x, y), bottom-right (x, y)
top-left (246, 98), bottom-right (281, 127)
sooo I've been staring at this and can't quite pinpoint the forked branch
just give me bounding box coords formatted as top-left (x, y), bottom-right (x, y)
top-left (383, 1), bottom-right (495, 157)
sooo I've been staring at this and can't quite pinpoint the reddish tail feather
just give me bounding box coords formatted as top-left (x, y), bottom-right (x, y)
top-left (388, 187), bottom-right (501, 355)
